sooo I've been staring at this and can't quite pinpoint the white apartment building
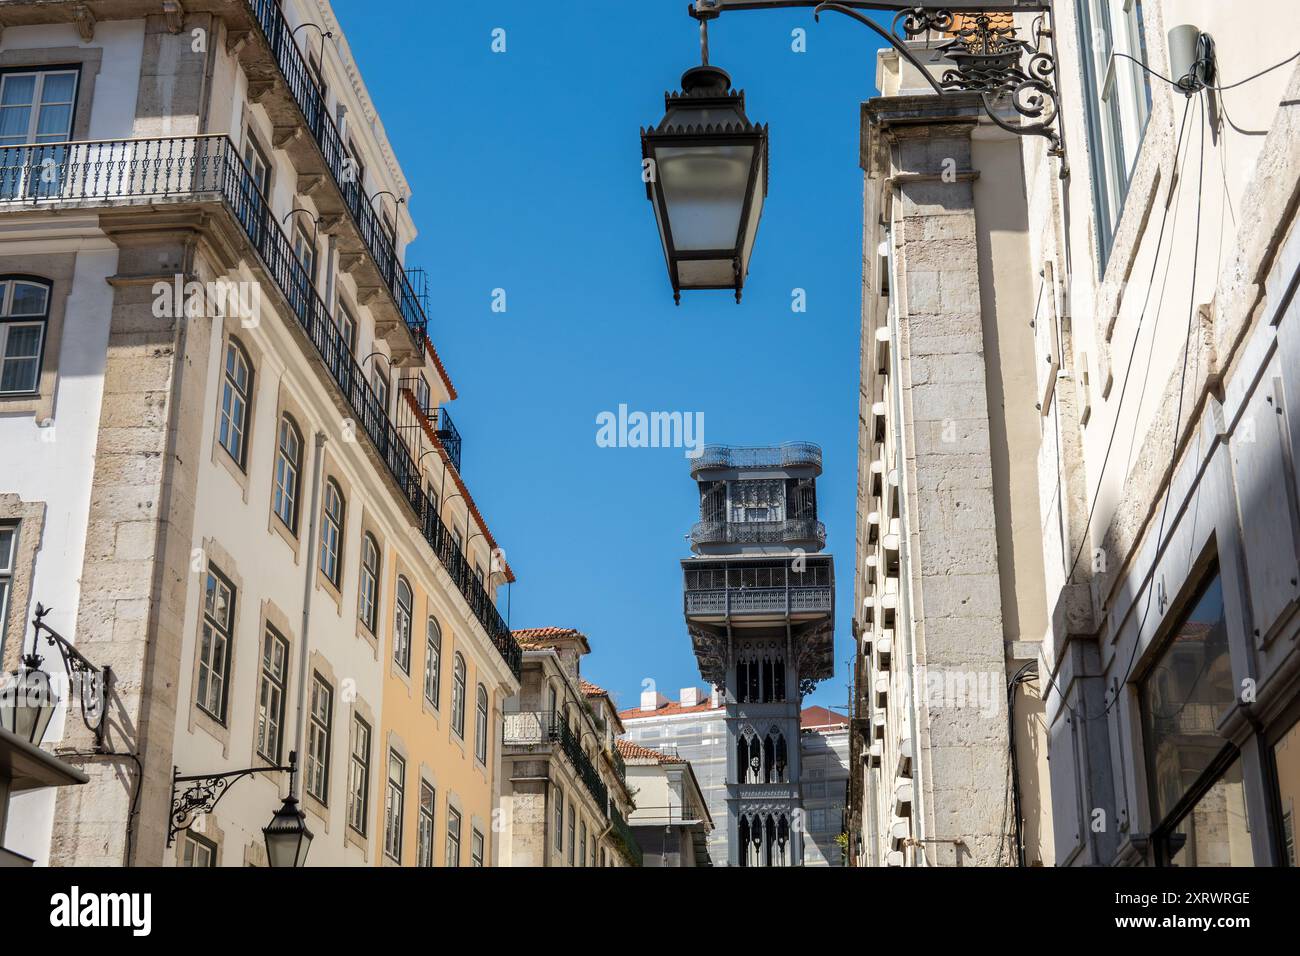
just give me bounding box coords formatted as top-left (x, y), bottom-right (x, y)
top-left (0, 0), bottom-right (520, 867)
top-left (853, 2), bottom-right (1300, 867)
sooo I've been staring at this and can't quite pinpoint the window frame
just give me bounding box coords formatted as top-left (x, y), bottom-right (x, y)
top-left (1075, 0), bottom-right (1153, 270)
top-left (471, 828), bottom-right (485, 867)
top-left (272, 413), bottom-right (303, 534)
top-left (319, 478), bottom-right (344, 589)
top-left (0, 277), bottom-right (52, 396)
top-left (417, 780), bottom-right (435, 867)
top-left (181, 831), bottom-right (217, 868)
top-left (217, 337), bottom-right (254, 469)
top-left (0, 521), bottom-right (16, 658)
top-left (475, 683), bottom-right (489, 764)
top-left (196, 565), bottom-right (236, 723)
top-left (423, 617), bottom-right (441, 709)
top-left (393, 575), bottom-right (413, 673)
top-left (451, 652), bottom-right (467, 738)
top-left (358, 533), bottom-right (380, 634)
top-left (383, 748), bottom-right (405, 863)
top-left (255, 624), bottom-right (289, 764)
top-left (445, 805), bottom-right (461, 867)
top-left (306, 672), bottom-right (333, 804)
top-left (346, 714), bottom-right (371, 837)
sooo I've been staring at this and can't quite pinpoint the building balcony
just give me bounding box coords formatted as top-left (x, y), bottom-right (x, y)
top-left (238, 0), bottom-right (431, 355)
top-left (689, 442), bottom-right (823, 478)
top-left (0, 134), bottom-right (521, 680)
top-left (397, 379), bottom-right (463, 475)
top-left (682, 556), bottom-right (834, 622)
top-left (502, 711), bottom-right (609, 812)
top-left (689, 518), bottom-right (825, 551)
top-left (609, 805), bottom-right (643, 867)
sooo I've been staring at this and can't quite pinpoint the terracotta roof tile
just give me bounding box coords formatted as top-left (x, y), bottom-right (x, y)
top-left (580, 678), bottom-right (608, 697)
top-left (801, 705), bottom-right (849, 729)
top-left (421, 332), bottom-right (458, 401)
top-left (616, 738), bottom-right (681, 764)
top-left (619, 697), bottom-right (723, 720)
top-left (512, 627), bottom-right (591, 654)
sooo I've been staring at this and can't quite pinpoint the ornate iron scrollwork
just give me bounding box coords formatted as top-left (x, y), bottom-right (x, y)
top-left (815, 4), bottom-right (1067, 164)
top-left (168, 752), bottom-right (297, 846)
top-left (31, 603), bottom-right (113, 751)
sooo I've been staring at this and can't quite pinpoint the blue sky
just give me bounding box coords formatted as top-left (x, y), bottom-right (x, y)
top-left (335, 1), bottom-right (887, 713)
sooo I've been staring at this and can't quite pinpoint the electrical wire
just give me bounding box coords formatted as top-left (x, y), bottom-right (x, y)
top-left (1099, 92), bottom-right (1209, 718)
top-left (1063, 96), bottom-right (1195, 587)
top-left (1113, 46), bottom-right (1300, 93)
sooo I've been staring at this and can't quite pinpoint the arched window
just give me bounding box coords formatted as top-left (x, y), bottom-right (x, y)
top-left (475, 684), bottom-right (488, 764)
top-left (0, 278), bottom-right (50, 395)
top-left (451, 652), bottom-right (466, 738)
top-left (423, 618), bottom-right (441, 708)
top-left (272, 414), bottom-right (302, 532)
top-left (319, 479), bottom-right (344, 587)
top-left (218, 338), bottom-right (253, 467)
top-left (358, 533), bottom-right (380, 634)
top-left (393, 576), bottom-right (412, 672)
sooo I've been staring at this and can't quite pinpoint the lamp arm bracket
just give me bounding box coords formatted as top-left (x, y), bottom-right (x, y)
top-left (168, 753), bottom-right (297, 847)
top-left (31, 604), bottom-right (113, 751)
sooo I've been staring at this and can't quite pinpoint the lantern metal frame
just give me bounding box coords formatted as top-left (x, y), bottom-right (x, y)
top-left (641, 65), bottom-right (770, 304)
top-left (3, 603), bottom-right (114, 750)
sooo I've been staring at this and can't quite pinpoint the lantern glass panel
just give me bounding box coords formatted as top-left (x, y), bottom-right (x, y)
top-left (656, 143), bottom-right (755, 251)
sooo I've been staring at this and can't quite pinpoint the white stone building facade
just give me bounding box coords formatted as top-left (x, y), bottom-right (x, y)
top-left (852, 1), bottom-right (1300, 867)
top-left (0, 0), bottom-right (520, 867)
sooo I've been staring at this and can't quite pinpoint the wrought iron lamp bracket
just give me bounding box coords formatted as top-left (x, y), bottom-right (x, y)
top-left (168, 751), bottom-right (298, 847)
top-left (689, 1), bottom-right (1069, 174)
top-left (30, 603), bottom-right (114, 751)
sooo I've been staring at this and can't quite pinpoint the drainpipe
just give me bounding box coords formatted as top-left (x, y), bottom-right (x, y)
top-left (292, 432), bottom-right (327, 798)
top-left (884, 225), bottom-right (928, 863)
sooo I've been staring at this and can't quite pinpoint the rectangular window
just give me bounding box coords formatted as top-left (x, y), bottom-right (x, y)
top-left (255, 626), bottom-right (289, 763)
top-left (0, 69), bottom-right (78, 201)
top-left (445, 806), bottom-right (461, 867)
top-left (417, 781), bottom-right (435, 867)
top-left (181, 832), bottom-right (216, 867)
top-left (242, 131), bottom-right (270, 198)
top-left (554, 790), bottom-right (564, 853)
top-left (336, 303), bottom-right (356, 357)
top-left (306, 673), bottom-right (333, 803)
top-left (1272, 714), bottom-right (1300, 866)
top-left (578, 819), bottom-right (587, 867)
top-left (384, 750), bottom-right (405, 862)
top-left (293, 225), bottom-right (317, 286)
top-left (567, 807), bottom-right (576, 865)
top-left (0, 522), bottom-right (15, 658)
top-left (347, 715), bottom-right (371, 836)
top-left (0, 321), bottom-right (44, 394)
top-left (472, 829), bottom-right (485, 867)
top-left (1076, 0), bottom-right (1153, 268)
top-left (196, 567), bottom-right (235, 723)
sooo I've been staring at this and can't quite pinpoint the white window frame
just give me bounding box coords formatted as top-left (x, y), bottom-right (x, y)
top-left (423, 617), bottom-right (441, 708)
top-left (393, 576), bottom-right (413, 673)
top-left (0, 522), bottom-right (17, 657)
top-left (306, 673), bottom-right (333, 804)
top-left (347, 714), bottom-right (371, 836)
top-left (255, 625), bottom-right (289, 763)
top-left (0, 278), bottom-right (51, 395)
top-left (445, 806), bottom-right (461, 867)
top-left (417, 781), bottom-right (435, 867)
top-left (272, 415), bottom-right (302, 533)
top-left (197, 566), bottom-right (235, 722)
top-left (1078, 0), bottom-right (1152, 266)
top-left (384, 749), bottom-right (405, 862)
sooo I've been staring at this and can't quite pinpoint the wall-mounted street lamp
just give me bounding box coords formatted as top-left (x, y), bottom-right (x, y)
top-left (641, 1), bottom-right (1064, 303)
top-left (169, 751), bottom-right (313, 867)
top-left (0, 604), bottom-right (112, 750)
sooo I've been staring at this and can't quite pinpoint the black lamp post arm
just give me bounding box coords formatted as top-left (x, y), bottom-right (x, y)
top-left (29, 603), bottom-right (113, 750)
top-left (168, 752), bottom-right (298, 847)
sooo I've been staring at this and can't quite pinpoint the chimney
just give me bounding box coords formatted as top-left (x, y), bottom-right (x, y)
top-left (709, 686), bottom-right (722, 708)
top-left (640, 689), bottom-right (669, 712)
top-left (679, 687), bottom-right (703, 707)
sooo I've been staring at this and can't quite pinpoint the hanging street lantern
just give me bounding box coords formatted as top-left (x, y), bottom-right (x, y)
top-left (0, 654), bottom-right (57, 747)
top-left (641, 62), bottom-right (769, 304)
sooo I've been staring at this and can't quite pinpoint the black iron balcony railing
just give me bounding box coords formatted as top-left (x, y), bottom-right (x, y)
top-left (609, 805), bottom-right (643, 867)
top-left (244, 0), bottom-right (428, 343)
top-left (434, 406), bottom-right (462, 475)
top-left (689, 518), bottom-right (826, 549)
top-left (609, 745), bottom-right (627, 785)
top-left (502, 711), bottom-right (610, 812)
top-left (0, 135), bottom-right (521, 680)
top-left (689, 442), bottom-right (823, 477)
